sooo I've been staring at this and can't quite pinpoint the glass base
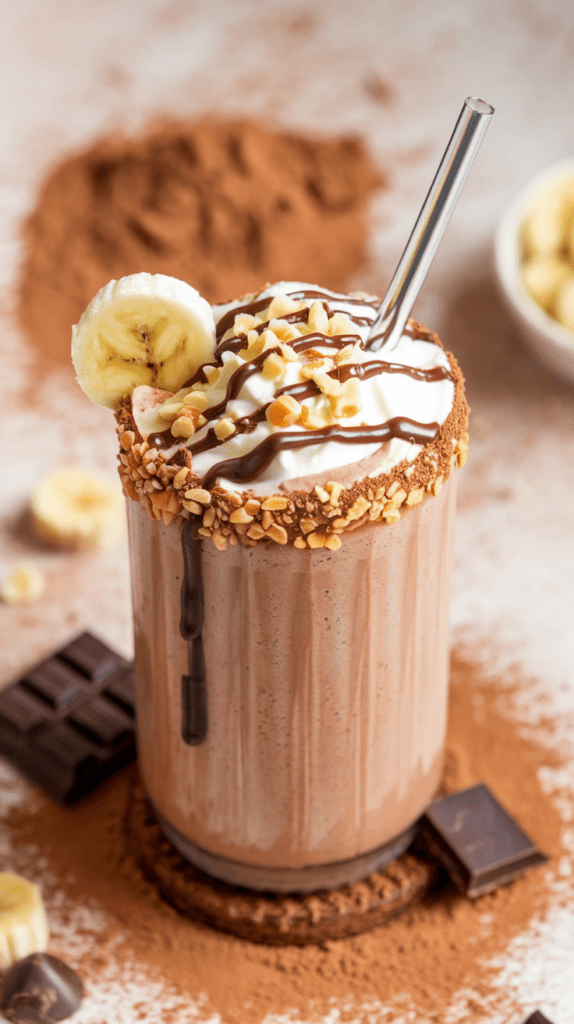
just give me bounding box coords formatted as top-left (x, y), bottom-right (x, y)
top-left (151, 803), bottom-right (416, 893)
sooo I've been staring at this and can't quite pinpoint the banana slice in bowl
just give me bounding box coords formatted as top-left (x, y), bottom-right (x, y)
top-left (0, 872), bottom-right (49, 969)
top-left (72, 273), bottom-right (216, 409)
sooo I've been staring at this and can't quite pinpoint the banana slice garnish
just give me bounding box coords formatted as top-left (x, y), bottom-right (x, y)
top-left (31, 468), bottom-right (124, 551)
top-left (0, 872), bottom-right (49, 969)
top-left (72, 273), bottom-right (216, 410)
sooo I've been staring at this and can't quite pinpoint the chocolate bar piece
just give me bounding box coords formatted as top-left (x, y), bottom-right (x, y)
top-left (0, 632), bottom-right (136, 803)
top-left (521, 1012), bottom-right (554, 1024)
top-left (419, 783), bottom-right (548, 899)
top-left (0, 953), bottom-right (83, 1023)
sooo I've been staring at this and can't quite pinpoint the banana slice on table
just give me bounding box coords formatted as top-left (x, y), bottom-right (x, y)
top-left (0, 872), bottom-right (49, 969)
top-left (31, 468), bottom-right (124, 551)
top-left (72, 273), bottom-right (216, 410)
top-left (1, 563), bottom-right (45, 605)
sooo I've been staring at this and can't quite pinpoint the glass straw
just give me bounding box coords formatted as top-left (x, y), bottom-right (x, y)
top-left (368, 96), bottom-right (494, 351)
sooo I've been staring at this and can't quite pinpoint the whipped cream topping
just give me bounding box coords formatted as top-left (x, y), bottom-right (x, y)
top-left (133, 282), bottom-right (456, 495)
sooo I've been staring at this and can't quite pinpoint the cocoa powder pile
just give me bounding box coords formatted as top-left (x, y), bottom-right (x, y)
top-left (3, 653), bottom-right (564, 1024)
top-left (17, 118), bottom-right (383, 366)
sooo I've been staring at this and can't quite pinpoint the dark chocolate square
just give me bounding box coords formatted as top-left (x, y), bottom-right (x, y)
top-left (522, 1012), bottom-right (555, 1024)
top-left (22, 658), bottom-right (84, 710)
top-left (419, 783), bottom-right (548, 898)
top-left (35, 722), bottom-right (99, 773)
top-left (70, 696), bottom-right (132, 746)
top-left (60, 631), bottom-right (124, 682)
top-left (104, 666), bottom-right (136, 716)
top-left (0, 686), bottom-right (50, 733)
top-left (0, 632), bottom-right (136, 803)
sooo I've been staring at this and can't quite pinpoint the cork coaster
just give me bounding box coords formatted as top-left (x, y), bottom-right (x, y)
top-left (124, 782), bottom-right (438, 945)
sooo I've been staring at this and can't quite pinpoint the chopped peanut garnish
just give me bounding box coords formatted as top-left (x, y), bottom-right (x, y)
top-left (266, 395), bottom-right (301, 428)
top-left (405, 487), bottom-right (424, 506)
top-left (119, 430), bottom-right (135, 450)
top-left (181, 390), bottom-right (208, 411)
top-left (300, 403), bottom-right (330, 430)
top-left (214, 417), bottom-right (236, 440)
top-left (310, 371), bottom-right (342, 397)
top-left (262, 352), bottom-right (286, 381)
top-left (267, 294), bottom-right (306, 318)
top-left (261, 496), bottom-right (289, 511)
top-left (229, 507), bottom-right (254, 524)
top-left (307, 300), bottom-right (329, 334)
top-left (234, 312), bottom-right (261, 334)
top-left (327, 311), bottom-right (353, 336)
top-left (246, 523), bottom-right (266, 540)
top-left (269, 319), bottom-right (301, 343)
top-left (307, 531), bottom-right (325, 548)
top-left (267, 523), bottom-right (288, 544)
top-left (383, 508), bottom-right (401, 524)
top-left (171, 416), bottom-right (196, 439)
top-left (245, 329), bottom-right (279, 361)
top-left (326, 481), bottom-right (344, 505)
top-left (159, 402), bottom-right (185, 421)
top-left (280, 343), bottom-right (298, 362)
top-left (173, 467), bottom-right (190, 490)
top-left (389, 488), bottom-right (407, 508)
top-left (335, 345), bottom-right (354, 365)
top-left (330, 378), bottom-right (362, 419)
top-left (203, 507), bottom-right (216, 528)
top-left (184, 488), bottom-right (211, 505)
top-left (182, 499), bottom-right (202, 515)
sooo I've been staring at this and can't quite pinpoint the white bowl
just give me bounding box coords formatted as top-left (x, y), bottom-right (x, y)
top-left (495, 159), bottom-right (574, 385)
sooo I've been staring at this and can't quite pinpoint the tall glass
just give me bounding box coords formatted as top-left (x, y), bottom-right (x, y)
top-left (127, 472), bottom-right (456, 892)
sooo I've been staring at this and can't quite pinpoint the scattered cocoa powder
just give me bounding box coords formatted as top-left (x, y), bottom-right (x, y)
top-left (3, 651), bottom-right (564, 1023)
top-left (17, 118), bottom-right (383, 368)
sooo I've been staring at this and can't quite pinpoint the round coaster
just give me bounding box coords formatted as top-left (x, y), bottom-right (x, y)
top-left (124, 782), bottom-right (438, 945)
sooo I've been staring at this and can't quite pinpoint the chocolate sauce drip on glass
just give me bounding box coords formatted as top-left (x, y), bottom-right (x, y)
top-left (179, 519), bottom-right (207, 745)
top-left (201, 416), bottom-right (440, 489)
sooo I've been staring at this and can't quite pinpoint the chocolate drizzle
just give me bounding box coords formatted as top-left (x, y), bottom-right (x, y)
top-left (180, 519), bottom-right (207, 745)
top-left (201, 416), bottom-right (440, 489)
top-left (143, 288), bottom-right (454, 487)
top-left (337, 359), bottom-right (454, 385)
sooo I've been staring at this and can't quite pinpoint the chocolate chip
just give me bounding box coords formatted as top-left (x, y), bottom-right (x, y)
top-left (0, 953), bottom-right (83, 1023)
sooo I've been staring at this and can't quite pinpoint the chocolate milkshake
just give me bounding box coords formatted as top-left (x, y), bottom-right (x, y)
top-left (112, 280), bottom-right (469, 892)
